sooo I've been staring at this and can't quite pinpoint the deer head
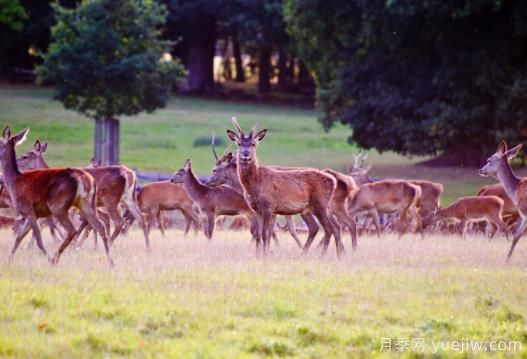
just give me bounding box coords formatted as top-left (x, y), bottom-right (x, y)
top-left (17, 139), bottom-right (48, 170)
top-left (0, 126), bottom-right (29, 159)
top-left (208, 152), bottom-right (236, 187)
top-left (479, 141), bottom-right (523, 177)
top-left (88, 158), bottom-right (103, 168)
top-left (349, 151), bottom-right (372, 185)
top-left (171, 159), bottom-right (192, 184)
top-left (226, 116), bottom-right (267, 165)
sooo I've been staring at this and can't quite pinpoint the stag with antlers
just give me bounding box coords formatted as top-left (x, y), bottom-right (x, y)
top-left (226, 117), bottom-right (344, 257)
top-left (0, 127), bottom-right (113, 266)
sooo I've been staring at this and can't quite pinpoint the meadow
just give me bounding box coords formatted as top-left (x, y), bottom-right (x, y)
top-left (0, 230), bottom-right (526, 357)
top-left (0, 84), bottom-right (508, 205)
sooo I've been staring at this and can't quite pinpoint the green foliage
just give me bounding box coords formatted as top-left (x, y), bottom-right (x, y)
top-left (37, 0), bottom-right (186, 119)
top-left (0, 0), bottom-right (27, 31)
top-left (285, 0), bottom-right (527, 156)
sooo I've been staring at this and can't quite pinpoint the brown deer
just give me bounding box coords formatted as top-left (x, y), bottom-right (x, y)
top-left (423, 196), bottom-right (509, 240)
top-left (479, 141), bottom-right (526, 260)
top-left (208, 146), bottom-right (307, 248)
top-left (136, 181), bottom-right (201, 236)
top-left (226, 118), bottom-right (344, 257)
top-left (0, 127), bottom-right (113, 266)
top-left (171, 159), bottom-right (261, 242)
top-left (348, 180), bottom-right (423, 238)
top-left (17, 144), bottom-right (150, 248)
top-left (477, 183), bottom-right (519, 226)
top-left (349, 152), bottom-right (441, 232)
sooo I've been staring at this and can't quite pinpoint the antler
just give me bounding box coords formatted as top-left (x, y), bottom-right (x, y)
top-left (222, 144), bottom-right (231, 159)
top-left (211, 134), bottom-right (219, 160)
top-left (249, 123), bottom-right (258, 137)
top-left (232, 116), bottom-right (243, 133)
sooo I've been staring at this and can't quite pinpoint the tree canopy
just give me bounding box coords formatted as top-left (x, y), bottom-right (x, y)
top-left (285, 0), bottom-right (527, 163)
top-left (38, 0), bottom-right (185, 119)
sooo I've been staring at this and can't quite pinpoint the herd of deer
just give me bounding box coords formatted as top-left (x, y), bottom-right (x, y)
top-left (0, 119), bottom-right (525, 268)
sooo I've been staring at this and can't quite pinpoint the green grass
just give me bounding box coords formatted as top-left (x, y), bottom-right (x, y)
top-left (0, 230), bottom-right (526, 357)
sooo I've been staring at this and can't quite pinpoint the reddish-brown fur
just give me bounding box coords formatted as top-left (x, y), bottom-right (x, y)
top-left (477, 183), bottom-right (519, 225)
top-left (137, 181), bottom-right (200, 236)
top-left (0, 127), bottom-right (113, 266)
top-left (227, 118), bottom-right (344, 257)
top-left (423, 195), bottom-right (509, 239)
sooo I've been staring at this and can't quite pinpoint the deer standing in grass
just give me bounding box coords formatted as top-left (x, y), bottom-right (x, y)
top-left (226, 117), bottom-right (344, 257)
top-left (0, 127), bottom-right (113, 266)
top-left (171, 159), bottom-right (261, 242)
top-left (135, 181), bottom-right (201, 236)
top-left (477, 183), bottom-right (519, 226)
top-left (17, 145), bottom-right (150, 248)
top-left (479, 141), bottom-right (526, 260)
top-left (423, 196), bottom-right (509, 240)
top-left (208, 143), bottom-right (306, 248)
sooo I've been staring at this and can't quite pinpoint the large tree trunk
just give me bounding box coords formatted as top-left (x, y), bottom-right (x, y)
top-left (93, 117), bottom-right (120, 165)
top-left (232, 32), bottom-right (245, 82)
top-left (183, 16), bottom-right (216, 93)
top-left (258, 46), bottom-right (272, 93)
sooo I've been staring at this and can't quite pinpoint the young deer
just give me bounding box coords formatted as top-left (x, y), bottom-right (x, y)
top-left (17, 145), bottom-right (150, 248)
top-left (479, 141), bottom-right (526, 260)
top-left (136, 181), bottom-right (201, 236)
top-left (0, 127), bottom-right (113, 266)
top-left (171, 159), bottom-right (261, 242)
top-left (226, 117), bottom-right (344, 257)
top-left (477, 183), bottom-right (519, 226)
top-left (423, 196), bottom-right (509, 239)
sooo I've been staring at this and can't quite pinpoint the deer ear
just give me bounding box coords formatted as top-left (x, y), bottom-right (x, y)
top-left (505, 144), bottom-right (522, 160)
top-left (34, 140), bottom-right (41, 152)
top-left (226, 130), bottom-right (239, 142)
top-left (12, 128), bottom-right (29, 146)
top-left (254, 129), bottom-right (267, 143)
top-left (497, 141), bottom-right (508, 155)
top-left (2, 126), bottom-right (10, 140)
top-left (41, 141), bottom-right (48, 153)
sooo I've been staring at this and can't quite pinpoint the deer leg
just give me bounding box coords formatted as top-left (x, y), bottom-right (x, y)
top-left (106, 205), bottom-right (125, 245)
top-left (459, 220), bottom-right (468, 240)
top-left (285, 215), bottom-right (303, 248)
top-left (507, 217), bottom-right (527, 262)
top-left (302, 213), bottom-right (320, 254)
top-left (496, 219), bottom-right (510, 241)
top-left (25, 217), bottom-right (48, 258)
top-left (77, 203), bottom-right (114, 267)
top-left (269, 215), bottom-right (280, 247)
top-left (368, 209), bottom-right (382, 239)
top-left (204, 211), bottom-right (215, 240)
top-left (73, 220), bottom-right (90, 249)
top-left (8, 218), bottom-right (31, 263)
top-left (181, 210), bottom-right (193, 236)
top-left (46, 217), bottom-right (63, 244)
top-left (50, 214), bottom-right (83, 265)
top-left (124, 200), bottom-right (149, 248)
top-left (314, 207), bottom-right (344, 258)
top-left (156, 210), bottom-right (166, 237)
top-left (332, 208), bottom-right (358, 251)
top-left (261, 209), bottom-right (273, 254)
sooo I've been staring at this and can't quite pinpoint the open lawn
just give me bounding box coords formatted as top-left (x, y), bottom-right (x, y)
top-left (0, 84), bottom-right (512, 205)
top-left (0, 229), bottom-right (526, 357)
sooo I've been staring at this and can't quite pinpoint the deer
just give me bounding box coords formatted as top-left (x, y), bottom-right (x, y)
top-left (348, 179), bottom-right (423, 238)
top-left (0, 126), bottom-right (113, 266)
top-left (171, 159), bottom-right (262, 243)
top-left (226, 117), bottom-right (344, 257)
top-left (422, 196), bottom-right (509, 240)
top-left (477, 183), bottom-right (519, 226)
top-left (135, 181), bottom-right (201, 236)
top-left (208, 140), bottom-right (306, 248)
top-left (479, 141), bottom-right (527, 261)
top-left (349, 151), bottom-right (442, 233)
top-left (16, 143), bottom-right (150, 248)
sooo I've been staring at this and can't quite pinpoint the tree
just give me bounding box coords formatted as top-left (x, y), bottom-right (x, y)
top-left (285, 0), bottom-right (527, 166)
top-left (0, 0), bottom-right (27, 31)
top-left (37, 0), bottom-right (185, 165)
top-left (165, 0), bottom-right (223, 93)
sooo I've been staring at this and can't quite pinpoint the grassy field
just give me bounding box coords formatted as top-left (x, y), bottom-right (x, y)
top-left (0, 83), bottom-right (508, 205)
top-left (0, 229), bottom-right (526, 357)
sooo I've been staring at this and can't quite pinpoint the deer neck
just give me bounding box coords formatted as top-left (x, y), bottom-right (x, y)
top-left (237, 157), bottom-right (260, 195)
top-left (495, 156), bottom-right (521, 203)
top-left (182, 168), bottom-right (207, 202)
top-left (226, 169), bottom-right (244, 192)
top-left (0, 143), bottom-right (21, 191)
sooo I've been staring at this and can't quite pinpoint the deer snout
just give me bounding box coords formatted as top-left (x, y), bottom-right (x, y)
top-left (240, 150), bottom-right (251, 161)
